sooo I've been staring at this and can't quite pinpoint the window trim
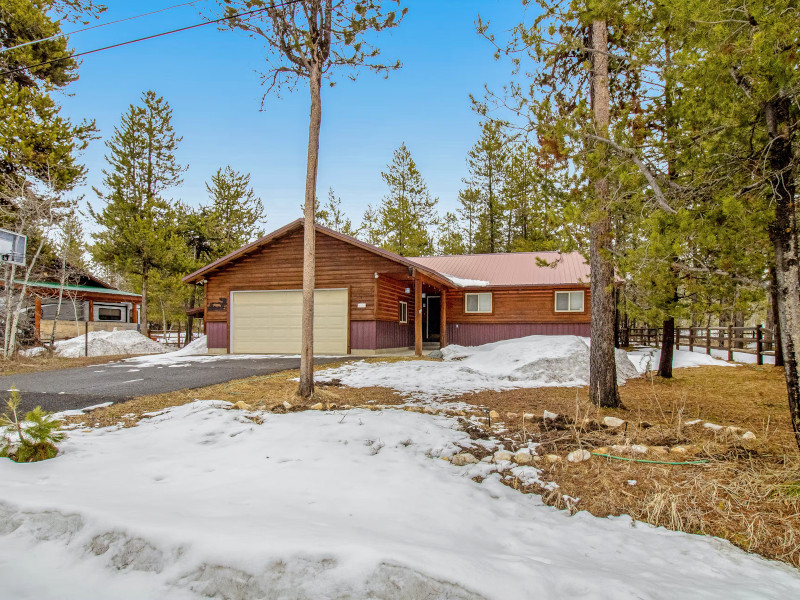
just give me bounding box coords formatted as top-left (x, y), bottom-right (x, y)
top-left (399, 301), bottom-right (408, 324)
top-left (464, 292), bottom-right (493, 314)
top-left (554, 290), bottom-right (585, 313)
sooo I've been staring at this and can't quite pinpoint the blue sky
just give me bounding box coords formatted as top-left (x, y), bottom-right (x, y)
top-left (56, 1), bottom-right (524, 230)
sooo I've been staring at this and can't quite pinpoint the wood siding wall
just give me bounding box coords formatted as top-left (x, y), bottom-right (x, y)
top-left (206, 322), bottom-right (228, 349)
top-left (447, 322), bottom-right (591, 346)
top-left (376, 275), bottom-right (415, 323)
top-left (204, 229), bottom-right (411, 327)
top-left (445, 287), bottom-right (590, 324)
top-left (350, 320), bottom-right (414, 350)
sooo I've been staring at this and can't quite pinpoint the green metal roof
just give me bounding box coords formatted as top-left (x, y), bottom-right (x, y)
top-left (17, 280), bottom-right (141, 298)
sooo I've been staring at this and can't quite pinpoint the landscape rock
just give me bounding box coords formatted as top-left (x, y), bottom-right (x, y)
top-left (631, 445), bottom-right (649, 454)
top-left (742, 431), bottom-right (756, 441)
top-left (309, 403), bottom-right (324, 410)
top-left (427, 350), bottom-right (443, 359)
top-left (514, 450), bottom-right (534, 465)
top-left (282, 401), bottom-right (292, 410)
top-left (603, 416), bottom-right (625, 428)
top-left (567, 449), bottom-right (592, 463)
top-left (505, 412), bottom-right (519, 420)
top-left (670, 446), bottom-right (688, 454)
top-left (543, 410), bottom-right (558, 421)
top-left (488, 410), bottom-right (500, 421)
top-left (703, 422), bottom-right (724, 432)
top-left (594, 446), bottom-right (610, 455)
top-left (523, 413), bottom-right (535, 420)
top-left (545, 454), bottom-right (561, 463)
top-left (451, 453), bottom-right (478, 466)
top-left (232, 401), bottom-right (252, 411)
top-left (651, 446), bottom-right (669, 455)
top-left (493, 450), bottom-right (514, 463)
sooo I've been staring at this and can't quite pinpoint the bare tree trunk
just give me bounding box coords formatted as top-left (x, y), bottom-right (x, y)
top-left (765, 95), bottom-right (800, 450)
top-left (658, 317), bottom-right (675, 378)
top-left (298, 61), bottom-right (322, 400)
top-left (140, 268), bottom-right (149, 337)
top-left (588, 19), bottom-right (620, 408)
top-left (186, 284), bottom-right (197, 346)
top-left (770, 266), bottom-right (784, 367)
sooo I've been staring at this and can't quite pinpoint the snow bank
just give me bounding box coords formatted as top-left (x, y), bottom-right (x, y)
top-left (1, 402), bottom-right (798, 599)
top-left (628, 346), bottom-right (737, 373)
top-left (24, 330), bottom-right (165, 358)
top-left (163, 334), bottom-right (207, 357)
top-left (319, 335), bottom-right (640, 400)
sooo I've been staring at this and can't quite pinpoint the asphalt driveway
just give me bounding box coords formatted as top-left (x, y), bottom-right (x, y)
top-left (0, 354), bottom-right (349, 413)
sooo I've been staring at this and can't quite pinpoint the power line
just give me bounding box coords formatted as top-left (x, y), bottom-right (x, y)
top-left (0, 0), bottom-right (302, 79)
top-left (0, 1), bottom-right (208, 54)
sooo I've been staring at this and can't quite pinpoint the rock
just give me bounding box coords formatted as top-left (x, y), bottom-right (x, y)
top-left (545, 454), bottom-right (561, 463)
top-left (423, 407), bottom-right (438, 415)
top-left (603, 416), bottom-right (625, 428)
top-left (742, 431), bottom-right (756, 441)
top-left (594, 446), bottom-right (610, 455)
top-left (505, 412), bottom-right (519, 420)
top-left (523, 413), bottom-right (535, 420)
top-left (342, 404), bottom-right (352, 410)
top-left (488, 410), bottom-right (500, 421)
top-left (309, 403), bottom-right (324, 410)
top-left (703, 422), bottom-right (724, 431)
top-left (480, 456), bottom-right (492, 463)
top-left (427, 349), bottom-right (443, 359)
top-left (631, 444), bottom-right (648, 454)
top-left (232, 401), bottom-right (252, 411)
top-left (282, 401), bottom-right (292, 410)
top-left (670, 446), bottom-right (688, 454)
top-left (611, 444), bottom-right (630, 453)
top-left (451, 453), bottom-right (478, 466)
top-left (543, 410), bottom-right (558, 421)
top-left (651, 446), bottom-right (669, 455)
top-left (514, 450), bottom-right (534, 465)
top-left (725, 425), bottom-right (744, 435)
top-left (493, 450), bottom-right (514, 463)
top-left (567, 449), bottom-right (592, 463)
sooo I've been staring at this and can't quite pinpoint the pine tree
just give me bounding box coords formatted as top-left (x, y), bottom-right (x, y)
top-left (370, 142), bottom-right (437, 256)
top-left (316, 188), bottom-right (358, 236)
top-left (437, 211), bottom-right (466, 255)
top-left (205, 166), bottom-right (265, 255)
top-left (90, 90), bottom-right (186, 335)
top-left (464, 121), bottom-right (507, 253)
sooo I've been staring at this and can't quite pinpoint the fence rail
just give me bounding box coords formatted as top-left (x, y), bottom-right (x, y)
top-left (625, 325), bottom-right (777, 366)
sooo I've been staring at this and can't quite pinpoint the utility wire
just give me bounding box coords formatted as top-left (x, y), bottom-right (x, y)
top-left (0, 1), bottom-right (208, 54)
top-left (0, 0), bottom-right (302, 79)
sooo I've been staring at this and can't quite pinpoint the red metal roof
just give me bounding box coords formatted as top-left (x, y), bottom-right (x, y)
top-left (408, 252), bottom-right (590, 287)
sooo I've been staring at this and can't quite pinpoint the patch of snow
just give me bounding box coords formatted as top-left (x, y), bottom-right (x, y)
top-left (22, 330), bottom-right (164, 358)
top-left (627, 346), bottom-right (737, 374)
top-left (319, 336), bottom-right (639, 401)
top-left (1, 402), bottom-right (798, 599)
top-left (441, 272), bottom-right (491, 287)
top-left (53, 402), bottom-right (113, 419)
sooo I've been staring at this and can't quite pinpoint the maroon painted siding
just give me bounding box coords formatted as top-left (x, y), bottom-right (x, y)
top-left (376, 320), bottom-right (414, 349)
top-left (447, 322), bottom-right (590, 346)
top-left (206, 322), bottom-right (228, 349)
top-left (350, 321), bottom-right (377, 350)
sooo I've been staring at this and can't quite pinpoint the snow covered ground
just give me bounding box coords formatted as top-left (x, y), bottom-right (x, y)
top-left (23, 330), bottom-right (165, 358)
top-left (627, 346), bottom-right (737, 373)
top-left (1, 402), bottom-right (798, 599)
top-left (318, 336), bottom-right (638, 401)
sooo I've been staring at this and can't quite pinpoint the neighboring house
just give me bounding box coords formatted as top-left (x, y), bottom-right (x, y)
top-left (183, 219), bottom-right (591, 356)
top-left (23, 272), bottom-right (141, 341)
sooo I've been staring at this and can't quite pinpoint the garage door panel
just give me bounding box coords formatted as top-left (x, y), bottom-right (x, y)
top-left (231, 289), bottom-right (348, 355)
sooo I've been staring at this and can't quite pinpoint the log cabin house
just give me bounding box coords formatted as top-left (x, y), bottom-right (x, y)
top-left (183, 219), bottom-right (591, 356)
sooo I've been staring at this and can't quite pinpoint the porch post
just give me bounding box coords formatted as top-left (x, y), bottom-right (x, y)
top-left (440, 288), bottom-right (447, 347)
top-left (131, 303), bottom-right (138, 324)
top-left (414, 277), bottom-right (422, 356)
top-left (34, 296), bottom-right (41, 340)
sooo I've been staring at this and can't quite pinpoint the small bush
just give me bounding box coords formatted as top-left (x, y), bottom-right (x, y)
top-left (0, 388), bottom-right (65, 463)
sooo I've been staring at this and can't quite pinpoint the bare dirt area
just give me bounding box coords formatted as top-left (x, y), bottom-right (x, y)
top-left (61, 359), bottom-right (800, 570)
top-left (0, 354), bottom-right (135, 377)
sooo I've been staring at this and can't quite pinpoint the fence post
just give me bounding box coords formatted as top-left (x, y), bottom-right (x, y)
top-left (676, 326), bottom-right (680, 350)
top-left (756, 324), bottom-right (763, 366)
top-left (689, 327), bottom-right (694, 352)
top-left (706, 327), bottom-right (711, 355)
top-left (85, 320), bottom-right (89, 357)
top-left (727, 324), bottom-right (734, 361)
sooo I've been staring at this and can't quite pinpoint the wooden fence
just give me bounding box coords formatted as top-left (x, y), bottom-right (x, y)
top-left (625, 325), bottom-right (777, 366)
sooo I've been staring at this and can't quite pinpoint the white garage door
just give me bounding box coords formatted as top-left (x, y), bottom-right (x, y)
top-left (230, 289), bottom-right (348, 355)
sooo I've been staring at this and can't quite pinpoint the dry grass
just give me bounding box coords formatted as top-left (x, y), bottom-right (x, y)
top-left (61, 358), bottom-right (800, 569)
top-left (0, 354), bottom-right (136, 377)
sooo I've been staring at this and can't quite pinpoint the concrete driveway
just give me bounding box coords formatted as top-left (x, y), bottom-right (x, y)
top-left (0, 354), bottom-right (349, 414)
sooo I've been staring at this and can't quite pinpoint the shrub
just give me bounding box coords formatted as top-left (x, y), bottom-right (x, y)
top-left (0, 388), bottom-right (65, 462)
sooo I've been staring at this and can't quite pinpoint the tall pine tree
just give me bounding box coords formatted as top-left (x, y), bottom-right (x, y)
top-left (464, 121), bottom-right (507, 253)
top-left (90, 91), bottom-right (186, 335)
top-left (205, 166), bottom-right (265, 255)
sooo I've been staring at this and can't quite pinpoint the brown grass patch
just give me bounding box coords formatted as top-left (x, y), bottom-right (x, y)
top-left (0, 354), bottom-right (138, 377)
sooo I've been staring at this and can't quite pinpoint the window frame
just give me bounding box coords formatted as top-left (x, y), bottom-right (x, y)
top-left (554, 290), bottom-right (585, 313)
top-left (399, 301), bottom-right (408, 324)
top-left (464, 292), bottom-right (493, 314)
top-left (97, 307), bottom-right (124, 321)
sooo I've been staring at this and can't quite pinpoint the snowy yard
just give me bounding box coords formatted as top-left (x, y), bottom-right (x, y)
top-left (2, 401), bottom-right (799, 599)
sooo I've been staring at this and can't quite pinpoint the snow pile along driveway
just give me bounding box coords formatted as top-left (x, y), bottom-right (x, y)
top-left (24, 329), bottom-right (165, 358)
top-left (1, 402), bottom-right (799, 599)
top-left (318, 335), bottom-right (640, 400)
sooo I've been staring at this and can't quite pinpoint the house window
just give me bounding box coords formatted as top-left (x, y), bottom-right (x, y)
top-left (555, 291), bottom-right (585, 312)
top-left (399, 301), bottom-right (408, 324)
top-left (98, 307), bottom-right (124, 321)
top-left (465, 292), bottom-right (492, 313)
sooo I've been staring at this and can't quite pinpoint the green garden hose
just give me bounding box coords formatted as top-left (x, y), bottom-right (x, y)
top-left (591, 452), bottom-right (709, 465)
